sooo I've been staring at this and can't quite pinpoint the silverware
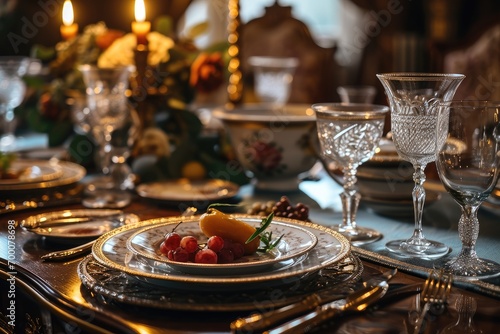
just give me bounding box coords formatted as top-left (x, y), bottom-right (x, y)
top-left (264, 280), bottom-right (389, 333)
top-left (231, 269), bottom-right (396, 333)
top-left (413, 270), bottom-right (453, 334)
top-left (41, 239), bottom-right (95, 261)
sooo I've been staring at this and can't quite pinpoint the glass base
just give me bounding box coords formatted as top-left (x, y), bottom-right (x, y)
top-left (82, 188), bottom-right (131, 209)
top-left (83, 177), bottom-right (131, 209)
top-left (331, 225), bottom-right (382, 246)
top-left (386, 238), bottom-right (449, 259)
top-left (442, 256), bottom-right (500, 281)
top-left (0, 134), bottom-right (16, 152)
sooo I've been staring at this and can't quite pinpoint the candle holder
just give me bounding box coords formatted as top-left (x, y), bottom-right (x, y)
top-left (226, 0), bottom-right (243, 108)
top-left (132, 44), bottom-right (155, 130)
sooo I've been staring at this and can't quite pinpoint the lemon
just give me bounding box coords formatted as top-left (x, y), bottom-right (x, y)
top-left (181, 160), bottom-right (207, 180)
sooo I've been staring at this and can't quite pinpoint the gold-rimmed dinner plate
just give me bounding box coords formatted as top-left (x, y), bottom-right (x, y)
top-left (126, 220), bottom-right (318, 275)
top-left (91, 215), bottom-right (351, 291)
top-left (22, 209), bottom-right (140, 243)
top-left (0, 160), bottom-right (85, 193)
top-left (135, 179), bottom-right (240, 207)
top-left (0, 159), bottom-right (63, 185)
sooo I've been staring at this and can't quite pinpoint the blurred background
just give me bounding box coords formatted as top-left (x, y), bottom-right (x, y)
top-left (0, 0), bottom-right (499, 104)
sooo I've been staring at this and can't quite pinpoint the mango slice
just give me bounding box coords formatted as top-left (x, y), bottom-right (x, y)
top-left (199, 208), bottom-right (260, 255)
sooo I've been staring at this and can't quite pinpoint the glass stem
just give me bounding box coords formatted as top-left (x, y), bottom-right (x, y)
top-left (0, 105), bottom-right (16, 145)
top-left (340, 166), bottom-right (360, 232)
top-left (411, 164), bottom-right (427, 241)
top-left (457, 205), bottom-right (480, 260)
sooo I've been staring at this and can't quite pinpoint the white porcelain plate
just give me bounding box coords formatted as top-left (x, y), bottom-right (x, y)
top-left (136, 179), bottom-right (240, 203)
top-left (91, 215), bottom-right (351, 290)
top-left (126, 219), bottom-right (318, 275)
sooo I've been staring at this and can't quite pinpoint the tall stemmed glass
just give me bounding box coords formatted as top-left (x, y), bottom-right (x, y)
top-left (79, 64), bottom-right (136, 208)
top-left (436, 101), bottom-right (500, 279)
top-left (377, 73), bottom-right (465, 258)
top-left (0, 57), bottom-right (30, 151)
top-left (313, 103), bottom-right (388, 245)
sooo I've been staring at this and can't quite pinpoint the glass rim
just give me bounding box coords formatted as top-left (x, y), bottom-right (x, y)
top-left (312, 103), bottom-right (389, 119)
top-left (376, 72), bottom-right (465, 81)
top-left (248, 56), bottom-right (299, 68)
top-left (78, 64), bottom-right (136, 72)
top-left (336, 85), bottom-right (376, 92)
top-left (439, 100), bottom-right (500, 108)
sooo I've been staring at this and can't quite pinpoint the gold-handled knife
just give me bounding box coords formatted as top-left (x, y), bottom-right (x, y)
top-left (230, 269), bottom-right (396, 333)
top-left (265, 280), bottom-right (389, 334)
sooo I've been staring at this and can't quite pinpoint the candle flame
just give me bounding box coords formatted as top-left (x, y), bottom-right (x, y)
top-left (62, 0), bottom-right (74, 26)
top-left (135, 0), bottom-right (146, 22)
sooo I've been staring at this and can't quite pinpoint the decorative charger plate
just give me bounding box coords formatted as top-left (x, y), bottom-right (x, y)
top-left (0, 160), bottom-right (85, 192)
top-left (91, 215), bottom-right (351, 290)
top-left (78, 253), bottom-right (362, 312)
top-left (136, 179), bottom-right (239, 201)
top-left (0, 159), bottom-right (63, 185)
top-left (126, 220), bottom-right (318, 275)
top-left (21, 209), bottom-right (140, 242)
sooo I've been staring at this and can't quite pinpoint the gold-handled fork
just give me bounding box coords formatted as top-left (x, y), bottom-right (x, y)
top-left (413, 269), bottom-right (453, 334)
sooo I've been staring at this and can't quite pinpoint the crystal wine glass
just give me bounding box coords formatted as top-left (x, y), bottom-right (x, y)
top-left (436, 100), bottom-right (500, 279)
top-left (79, 64), bottom-right (136, 208)
top-left (313, 103), bottom-right (388, 245)
top-left (376, 73), bottom-right (465, 259)
top-left (0, 57), bottom-right (30, 152)
top-left (248, 56), bottom-right (298, 107)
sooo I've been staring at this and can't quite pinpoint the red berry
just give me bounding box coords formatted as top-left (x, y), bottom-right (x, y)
top-left (163, 232), bottom-right (181, 251)
top-left (159, 241), bottom-right (169, 255)
top-left (194, 249), bottom-right (218, 264)
top-left (180, 235), bottom-right (199, 253)
top-left (189, 249), bottom-right (199, 262)
top-left (217, 248), bottom-right (234, 263)
top-left (207, 235), bottom-right (224, 253)
top-left (167, 249), bottom-right (175, 260)
top-left (229, 242), bottom-right (245, 259)
top-left (172, 247), bottom-right (189, 262)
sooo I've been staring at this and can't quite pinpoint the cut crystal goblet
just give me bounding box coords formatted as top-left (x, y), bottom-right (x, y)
top-left (313, 103), bottom-right (388, 245)
top-left (377, 73), bottom-right (465, 259)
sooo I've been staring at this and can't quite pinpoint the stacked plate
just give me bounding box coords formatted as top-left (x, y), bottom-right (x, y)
top-left (356, 139), bottom-right (441, 218)
top-left (0, 159), bottom-right (86, 197)
top-left (79, 214), bottom-right (358, 311)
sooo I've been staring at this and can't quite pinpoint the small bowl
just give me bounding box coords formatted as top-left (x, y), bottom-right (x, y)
top-left (213, 104), bottom-right (317, 191)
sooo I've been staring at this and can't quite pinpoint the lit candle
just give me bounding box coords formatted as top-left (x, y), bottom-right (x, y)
top-left (132, 0), bottom-right (151, 46)
top-left (60, 0), bottom-right (78, 40)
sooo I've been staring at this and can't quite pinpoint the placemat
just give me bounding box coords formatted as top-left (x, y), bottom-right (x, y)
top-left (302, 175), bottom-right (500, 298)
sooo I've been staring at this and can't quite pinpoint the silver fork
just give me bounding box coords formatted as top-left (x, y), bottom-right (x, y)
top-left (413, 269), bottom-right (453, 334)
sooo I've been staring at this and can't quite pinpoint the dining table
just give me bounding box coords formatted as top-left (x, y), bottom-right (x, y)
top-left (1, 160), bottom-right (500, 334)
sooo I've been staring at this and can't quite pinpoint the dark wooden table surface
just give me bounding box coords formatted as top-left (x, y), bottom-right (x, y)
top-left (1, 196), bottom-right (499, 334)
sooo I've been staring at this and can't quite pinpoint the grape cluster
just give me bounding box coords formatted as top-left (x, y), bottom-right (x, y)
top-left (159, 232), bottom-right (245, 264)
top-left (247, 196), bottom-right (309, 221)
